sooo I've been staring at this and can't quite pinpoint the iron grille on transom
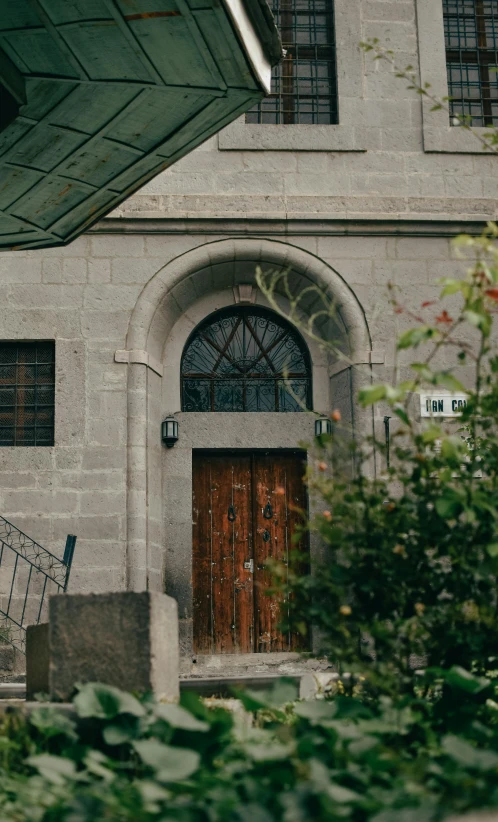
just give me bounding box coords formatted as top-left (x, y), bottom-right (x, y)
top-left (0, 342), bottom-right (55, 446)
top-left (443, 0), bottom-right (498, 126)
top-left (246, 0), bottom-right (338, 124)
top-left (181, 307), bottom-right (312, 412)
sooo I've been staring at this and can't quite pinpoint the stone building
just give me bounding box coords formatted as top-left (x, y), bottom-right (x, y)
top-left (0, 0), bottom-right (497, 675)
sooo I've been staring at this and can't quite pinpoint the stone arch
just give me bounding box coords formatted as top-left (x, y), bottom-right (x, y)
top-left (127, 238), bottom-right (371, 359)
top-left (123, 239), bottom-right (372, 594)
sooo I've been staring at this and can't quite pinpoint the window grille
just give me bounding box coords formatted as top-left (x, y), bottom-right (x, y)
top-left (0, 342), bottom-right (55, 446)
top-left (443, 0), bottom-right (498, 126)
top-left (181, 307), bottom-right (312, 412)
top-left (246, 0), bottom-right (338, 124)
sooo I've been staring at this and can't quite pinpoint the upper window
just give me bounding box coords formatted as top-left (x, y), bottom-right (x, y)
top-left (181, 307), bottom-right (312, 412)
top-left (443, 0), bottom-right (498, 126)
top-left (0, 342), bottom-right (55, 446)
top-left (246, 0), bottom-right (338, 125)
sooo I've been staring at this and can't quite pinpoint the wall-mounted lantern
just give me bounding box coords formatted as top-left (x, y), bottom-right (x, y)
top-left (161, 417), bottom-right (179, 448)
top-left (315, 417), bottom-right (332, 438)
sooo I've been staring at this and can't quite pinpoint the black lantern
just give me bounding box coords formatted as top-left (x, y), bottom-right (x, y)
top-left (161, 417), bottom-right (179, 448)
top-left (315, 417), bottom-right (332, 438)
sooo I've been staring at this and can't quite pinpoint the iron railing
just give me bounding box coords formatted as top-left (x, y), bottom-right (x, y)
top-left (0, 515), bottom-right (76, 654)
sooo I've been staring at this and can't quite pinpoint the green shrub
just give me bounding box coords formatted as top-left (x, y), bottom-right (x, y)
top-left (2, 673), bottom-right (498, 822)
top-left (258, 225), bottom-right (498, 699)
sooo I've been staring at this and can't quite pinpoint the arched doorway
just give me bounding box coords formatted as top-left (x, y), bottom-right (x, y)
top-left (122, 237), bottom-right (371, 659)
top-left (182, 306), bottom-right (312, 654)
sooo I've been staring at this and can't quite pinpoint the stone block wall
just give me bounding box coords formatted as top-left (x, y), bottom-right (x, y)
top-left (110, 0), bottom-right (498, 226)
top-left (0, 0), bottom-right (495, 628)
top-left (0, 231), bottom-right (473, 605)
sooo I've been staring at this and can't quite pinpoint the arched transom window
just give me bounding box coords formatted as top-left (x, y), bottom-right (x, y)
top-left (181, 307), bottom-right (312, 412)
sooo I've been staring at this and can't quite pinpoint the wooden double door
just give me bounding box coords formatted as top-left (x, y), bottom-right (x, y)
top-left (192, 450), bottom-right (309, 654)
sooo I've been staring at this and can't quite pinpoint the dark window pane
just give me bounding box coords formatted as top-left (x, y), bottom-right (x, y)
top-left (181, 308), bottom-right (312, 412)
top-left (0, 387), bottom-right (15, 405)
top-left (0, 427), bottom-right (14, 445)
top-left (444, 0), bottom-right (498, 126)
top-left (0, 341), bottom-right (55, 446)
top-left (246, 0), bottom-right (338, 124)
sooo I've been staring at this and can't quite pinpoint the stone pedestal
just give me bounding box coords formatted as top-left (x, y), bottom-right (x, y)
top-left (26, 592), bottom-right (179, 702)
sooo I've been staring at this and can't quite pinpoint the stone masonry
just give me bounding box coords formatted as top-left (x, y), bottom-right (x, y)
top-left (0, 0), bottom-right (496, 669)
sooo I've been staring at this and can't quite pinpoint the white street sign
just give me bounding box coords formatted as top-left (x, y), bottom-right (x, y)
top-left (420, 394), bottom-right (468, 417)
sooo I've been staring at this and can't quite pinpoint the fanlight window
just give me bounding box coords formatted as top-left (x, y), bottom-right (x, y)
top-left (181, 307), bottom-right (312, 412)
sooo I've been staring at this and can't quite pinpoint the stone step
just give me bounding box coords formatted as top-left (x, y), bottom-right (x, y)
top-left (180, 652), bottom-right (332, 679)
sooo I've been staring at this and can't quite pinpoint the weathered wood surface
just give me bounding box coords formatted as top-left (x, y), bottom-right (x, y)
top-left (192, 451), bottom-right (308, 654)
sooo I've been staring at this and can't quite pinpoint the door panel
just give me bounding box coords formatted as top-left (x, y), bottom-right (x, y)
top-left (253, 453), bottom-right (308, 652)
top-left (193, 453), bottom-right (254, 653)
top-left (192, 451), bottom-right (308, 654)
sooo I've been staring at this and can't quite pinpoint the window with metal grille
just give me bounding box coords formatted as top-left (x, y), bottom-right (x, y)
top-left (246, 0), bottom-right (338, 124)
top-left (0, 342), bottom-right (55, 446)
top-left (181, 307), bottom-right (312, 412)
top-left (443, 0), bottom-right (498, 126)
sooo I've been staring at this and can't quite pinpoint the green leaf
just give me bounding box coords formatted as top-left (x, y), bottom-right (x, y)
top-left (411, 362), bottom-right (434, 381)
top-left (394, 407), bottom-right (409, 425)
top-left (237, 678), bottom-right (298, 710)
top-left (327, 783), bottom-right (362, 804)
top-left (397, 326), bottom-right (434, 350)
top-left (441, 435), bottom-right (466, 461)
top-left (440, 279), bottom-right (464, 296)
top-left (29, 706), bottom-right (78, 741)
top-left (433, 372), bottom-right (466, 393)
top-left (26, 754), bottom-right (79, 785)
top-left (348, 735), bottom-right (379, 756)
top-left (422, 424), bottom-right (442, 443)
top-left (487, 543), bottom-right (498, 557)
top-left (442, 735), bottom-right (498, 770)
top-left (435, 488), bottom-right (463, 518)
top-left (359, 384), bottom-right (387, 406)
top-left (463, 309), bottom-right (489, 332)
top-left (83, 750), bottom-right (115, 781)
top-left (136, 780), bottom-right (170, 804)
top-left (244, 742), bottom-right (294, 761)
top-left (155, 704), bottom-right (209, 732)
top-left (103, 722), bottom-right (137, 746)
top-left (309, 759), bottom-right (361, 803)
top-left (385, 385), bottom-right (405, 403)
top-left (74, 683), bottom-right (145, 719)
top-left (294, 700), bottom-right (338, 722)
top-left (133, 740), bottom-right (200, 781)
top-left (443, 666), bottom-right (491, 694)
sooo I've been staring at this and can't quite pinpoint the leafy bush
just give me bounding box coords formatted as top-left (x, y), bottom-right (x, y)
top-left (2, 672), bottom-right (498, 822)
top-left (258, 225), bottom-right (498, 698)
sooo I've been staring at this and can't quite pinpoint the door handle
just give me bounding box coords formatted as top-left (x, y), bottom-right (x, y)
top-left (228, 504), bottom-right (236, 522)
top-left (263, 502), bottom-right (273, 519)
top-left (262, 529), bottom-right (270, 542)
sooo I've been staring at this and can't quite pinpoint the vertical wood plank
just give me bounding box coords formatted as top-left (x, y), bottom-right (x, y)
top-left (230, 454), bottom-right (254, 652)
top-left (192, 453), bottom-right (212, 653)
top-left (284, 452), bottom-right (309, 652)
top-left (253, 452), bottom-right (309, 652)
top-left (193, 452), bottom-right (254, 654)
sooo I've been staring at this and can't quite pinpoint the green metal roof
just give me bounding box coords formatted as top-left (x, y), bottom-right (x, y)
top-left (0, 0), bottom-right (280, 251)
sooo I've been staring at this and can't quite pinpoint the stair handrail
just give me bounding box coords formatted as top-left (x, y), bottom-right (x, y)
top-left (0, 516), bottom-right (76, 654)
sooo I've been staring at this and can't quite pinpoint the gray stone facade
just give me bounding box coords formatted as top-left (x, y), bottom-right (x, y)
top-left (0, 0), bottom-right (496, 663)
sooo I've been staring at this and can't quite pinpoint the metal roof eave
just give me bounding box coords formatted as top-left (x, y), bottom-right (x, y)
top-left (0, 0), bottom-right (281, 252)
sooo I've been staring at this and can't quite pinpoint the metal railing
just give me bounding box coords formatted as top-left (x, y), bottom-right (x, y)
top-left (0, 515), bottom-right (76, 654)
